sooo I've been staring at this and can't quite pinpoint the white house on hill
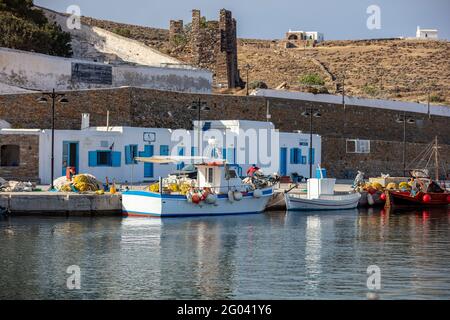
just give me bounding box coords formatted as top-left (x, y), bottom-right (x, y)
top-left (416, 26), bottom-right (438, 39)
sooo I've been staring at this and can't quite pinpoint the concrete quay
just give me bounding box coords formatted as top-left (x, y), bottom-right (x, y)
top-left (0, 191), bottom-right (122, 216)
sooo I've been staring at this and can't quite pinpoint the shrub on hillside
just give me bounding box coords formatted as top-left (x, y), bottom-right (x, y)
top-left (299, 73), bottom-right (325, 86)
top-left (0, 0), bottom-right (72, 57)
top-left (113, 27), bottom-right (131, 38)
top-left (248, 80), bottom-right (268, 90)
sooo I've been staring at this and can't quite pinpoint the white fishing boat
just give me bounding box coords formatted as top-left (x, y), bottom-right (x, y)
top-left (122, 156), bottom-right (277, 217)
top-left (285, 178), bottom-right (361, 211)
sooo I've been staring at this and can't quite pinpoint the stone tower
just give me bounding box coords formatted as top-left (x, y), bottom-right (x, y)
top-left (169, 20), bottom-right (183, 43)
top-left (171, 9), bottom-right (243, 89)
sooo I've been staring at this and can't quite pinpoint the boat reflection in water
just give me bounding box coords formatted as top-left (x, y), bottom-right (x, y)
top-left (0, 207), bottom-right (449, 299)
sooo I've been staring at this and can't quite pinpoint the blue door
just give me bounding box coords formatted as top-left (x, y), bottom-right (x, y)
top-left (62, 141), bottom-right (79, 176)
top-left (280, 147), bottom-right (287, 176)
top-left (139, 145), bottom-right (154, 178)
top-left (177, 147), bottom-right (185, 170)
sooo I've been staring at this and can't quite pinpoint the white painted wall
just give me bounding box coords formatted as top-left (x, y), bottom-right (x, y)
top-left (416, 27), bottom-right (438, 39)
top-left (0, 47), bottom-right (212, 93)
top-left (32, 121), bottom-right (322, 184)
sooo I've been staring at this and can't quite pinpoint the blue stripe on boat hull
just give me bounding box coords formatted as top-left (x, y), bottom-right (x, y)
top-left (123, 210), bottom-right (263, 218)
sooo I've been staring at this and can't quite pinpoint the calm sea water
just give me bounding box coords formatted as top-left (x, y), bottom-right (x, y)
top-left (1, 208), bottom-right (449, 300)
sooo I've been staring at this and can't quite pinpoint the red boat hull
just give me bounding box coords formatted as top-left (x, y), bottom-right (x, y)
top-left (385, 191), bottom-right (449, 208)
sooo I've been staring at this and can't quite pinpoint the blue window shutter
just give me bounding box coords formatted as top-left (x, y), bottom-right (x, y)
top-left (111, 151), bottom-right (121, 167)
top-left (311, 148), bottom-right (315, 164)
top-left (160, 145), bottom-right (169, 156)
top-left (88, 151), bottom-right (97, 167)
top-left (191, 146), bottom-right (197, 156)
top-left (290, 148), bottom-right (295, 164)
top-left (309, 148), bottom-right (315, 164)
top-left (226, 148), bottom-right (234, 164)
top-left (297, 148), bottom-right (302, 164)
top-left (124, 145), bottom-right (131, 164)
top-left (222, 148), bottom-right (227, 160)
top-left (178, 147), bottom-right (185, 156)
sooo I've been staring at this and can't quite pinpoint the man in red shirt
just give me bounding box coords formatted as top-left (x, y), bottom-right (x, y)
top-left (246, 164), bottom-right (260, 177)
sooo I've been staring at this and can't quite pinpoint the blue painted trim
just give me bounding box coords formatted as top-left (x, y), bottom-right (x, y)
top-left (123, 189), bottom-right (273, 199)
top-left (123, 209), bottom-right (262, 218)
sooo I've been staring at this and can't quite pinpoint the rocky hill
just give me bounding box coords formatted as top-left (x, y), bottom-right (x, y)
top-left (78, 16), bottom-right (450, 105)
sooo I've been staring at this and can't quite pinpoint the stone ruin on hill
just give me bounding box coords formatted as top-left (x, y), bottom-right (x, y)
top-left (169, 9), bottom-right (244, 89)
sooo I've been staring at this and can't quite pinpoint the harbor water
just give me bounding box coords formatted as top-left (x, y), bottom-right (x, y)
top-left (1, 208), bottom-right (449, 299)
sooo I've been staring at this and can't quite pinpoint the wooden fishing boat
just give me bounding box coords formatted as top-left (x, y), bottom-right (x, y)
top-left (285, 178), bottom-right (361, 211)
top-left (384, 137), bottom-right (449, 209)
top-left (122, 156), bottom-right (276, 217)
top-left (385, 190), bottom-right (449, 208)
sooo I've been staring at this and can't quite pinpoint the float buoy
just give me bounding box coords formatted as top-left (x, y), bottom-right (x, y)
top-left (380, 193), bottom-right (386, 201)
top-left (228, 190), bottom-right (234, 202)
top-left (367, 193), bottom-right (375, 206)
top-left (253, 189), bottom-right (262, 198)
top-left (233, 191), bottom-right (243, 201)
top-left (422, 194), bottom-right (431, 203)
top-left (205, 194), bottom-right (217, 204)
top-left (192, 194), bottom-right (201, 204)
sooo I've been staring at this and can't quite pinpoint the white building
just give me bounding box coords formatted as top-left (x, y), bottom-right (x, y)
top-left (287, 30), bottom-right (324, 42)
top-left (0, 120), bottom-right (322, 184)
top-left (304, 31), bottom-right (324, 42)
top-left (416, 26), bottom-right (438, 40)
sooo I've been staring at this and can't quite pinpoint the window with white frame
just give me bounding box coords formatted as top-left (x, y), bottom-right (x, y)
top-left (346, 139), bottom-right (370, 153)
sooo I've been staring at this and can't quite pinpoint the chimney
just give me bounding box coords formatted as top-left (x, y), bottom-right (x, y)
top-left (81, 113), bottom-right (90, 130)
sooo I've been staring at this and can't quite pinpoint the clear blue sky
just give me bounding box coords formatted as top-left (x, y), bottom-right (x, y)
top-left (35, 0), bottom-right (450, 40)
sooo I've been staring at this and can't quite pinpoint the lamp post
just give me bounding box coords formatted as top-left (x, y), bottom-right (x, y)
top-left (396, 111), bottom-right (415, 176)
top-left (37, 89), bottom-right (68, 190)
top-left (244, 63), bottom-right (251, 96)
top-left (302, 106), bottom-right (322, 178)
top-left (188, 98), bottom-right (211, 158)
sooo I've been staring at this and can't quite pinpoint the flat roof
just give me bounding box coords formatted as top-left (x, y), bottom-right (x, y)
top-left (253, 89), bottom-right (450, 118)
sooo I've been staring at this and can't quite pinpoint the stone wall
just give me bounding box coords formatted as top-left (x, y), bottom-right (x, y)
top-left (0, 134), bottom-right (39, 182)
top-left (1, 87), bottom-right (449, 178)
top-left (322, 137), bottom-right (450, 179)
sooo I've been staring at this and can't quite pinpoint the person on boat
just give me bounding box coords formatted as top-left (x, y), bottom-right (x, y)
top-left (246, 164), bottom-right (260, 177)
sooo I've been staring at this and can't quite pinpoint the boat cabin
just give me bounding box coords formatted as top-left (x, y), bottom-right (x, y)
top-left (197, 162), bottom-right (242, 194)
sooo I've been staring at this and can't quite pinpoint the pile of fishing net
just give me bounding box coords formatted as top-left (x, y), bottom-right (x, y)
top-left (54, 174), bottom-right (103, 193)
top-left (0, 178), bottom-right (35, 192)
top-left (146, 178), bottom-right (193, 195)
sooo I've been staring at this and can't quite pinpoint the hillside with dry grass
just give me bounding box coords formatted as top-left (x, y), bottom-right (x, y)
top-left (82, 16), bottom-right (449, 105)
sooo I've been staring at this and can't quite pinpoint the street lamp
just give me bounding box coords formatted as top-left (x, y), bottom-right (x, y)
top-left (301, 106), bottom-right (322, 178)
top-left (37, 89), bottom-right (68, 190)
top-left (243, 63), bottom-right (251, 96)
top-left (188, 98), bottom-right (211, 158)
top-left (395, 111), bottom-right (415, 176)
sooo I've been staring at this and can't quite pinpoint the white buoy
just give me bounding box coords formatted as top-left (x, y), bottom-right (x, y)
top-left (367, 193), bottom-right (375, 206)
top-left (228, 190), bottom-right (234, 202)
top-left (253, 189), bottom-right (262, 198)
top-left (205, 194), bottom-right (217, 204)
top-left (233, 191), bottom-right (243, 201)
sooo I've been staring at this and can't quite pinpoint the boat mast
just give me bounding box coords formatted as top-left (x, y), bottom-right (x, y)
top-left (434, 136), bottom-right (439, 181)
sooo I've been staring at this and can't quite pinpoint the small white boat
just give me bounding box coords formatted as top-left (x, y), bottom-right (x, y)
top-left (122, 156), bottom-right (276, 218)
top-left (285, 178), bottom-right (361, 211)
